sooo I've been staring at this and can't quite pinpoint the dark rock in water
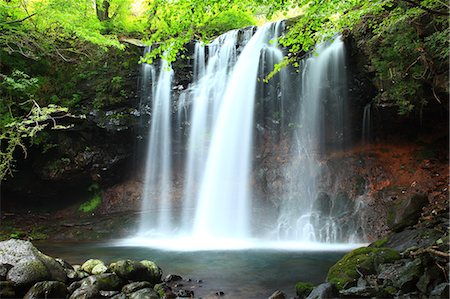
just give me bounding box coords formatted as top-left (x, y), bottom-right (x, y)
top-left (80, 273), bottom-right (124, 291)
top-left (164, 274), bottom-right (182, 282)
top-left (389, 194), bottom-right (428, 232)
top-left (268, 290), bottom-right (286, 299)
top-left (430, 283), bottom-right (450, 297)
top-left (215, 291), bottom-right (225, 296)
top-left (122, 281), bottom-right (152, 294)
top-left (306, 283), bottom-right (338, 299)
top-left (340, 286), bottom-right (379, 297)
top-left (69, 284), bottom-right (100, 299)
top-left (0, 263), bottom-right (13, 281)
top-left (111, 293), bottom-right (127, 299)
top-left (100, 290), bottom-right (120, 297)
top-left (295, 282), bottom-right (314, 298)
top-left (109, 260), bottom-right (161, 284)
top-left (384, 228), bottom-right (441, 252)
top-left (177, 289), bottom-right (194, 297)
top-left (313, 192), bottom-right (331, 216)
top-left (23, 281), bottom-right (68, 299)
top-left (0, 281), bottom-right (15, 298)
top-left (0, 239), bottom-right (66, 289)
top-left (129, 288), bottom-right (159, 299)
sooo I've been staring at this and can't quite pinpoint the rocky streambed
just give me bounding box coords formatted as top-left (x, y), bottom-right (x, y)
top-left (0, 239), bottom-right (205, 299)
top-left (0, 207), bottom-right (448, 299)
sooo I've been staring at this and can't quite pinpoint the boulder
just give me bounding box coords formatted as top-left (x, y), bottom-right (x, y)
top-left (69, 285), bottom-right (100, 299)
top-left (109, 260), bottom-right (161, 284)
top-left (92, 263), bottom-right (108, 275)
top-left (23, 281), bottom-right (68, 299)
top-left (81, 259), bottom-right (105, 274)
top-left (0, 240), bottom-right (66, 289)
top-left (129, 288), bottom-right (159, 299)
top-left (306, 283), bottom-right (338, 299)
top-left (122, 281), bottom-right (152, 294)
top-left (340, 286), bottom-right (379, 297)
top-left (80, 273), bottom-right (123, 291)
top-left (268, 290), bottom-right (286, 299)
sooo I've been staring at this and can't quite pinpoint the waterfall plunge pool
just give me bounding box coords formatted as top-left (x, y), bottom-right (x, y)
top-left (36, 240), bottom-right (364, 298)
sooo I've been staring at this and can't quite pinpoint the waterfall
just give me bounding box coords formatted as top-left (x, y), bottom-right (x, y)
top-left (276, 36), bottom-right (361, 243)
top-left (138, 59), bottom-right (174, 235)
top-left (129, 24), bottom-right (365, 250)
top-left (362, 103), bottom-right (372, 143)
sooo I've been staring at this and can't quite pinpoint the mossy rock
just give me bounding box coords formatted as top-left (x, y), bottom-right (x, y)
top-left (81, 259), bottom-right (105, 274)
top-left (109, 260), bottom-right (161, 284)
top-left (326, 247), bottom-right (400, 290)
top-left (295, 282), bottom-right (314, 298)
top-left (369, 237), bottom-right (388, 248)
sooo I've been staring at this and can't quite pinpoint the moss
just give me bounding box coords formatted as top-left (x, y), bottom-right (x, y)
top-left (295, 282), bottom-right (314, 298)
top-left (326, 247), bottom-right (401, 290)
top-left (370, 237), bottom-right (388, 248)
top-left (78, 194), bottom-right (102, 213)
top-left (383, 285), bottom-right (397, 295)
top-left (29, 231), bottom-right (48, 241)
top-left (154, 283), bottom-right (166, 298)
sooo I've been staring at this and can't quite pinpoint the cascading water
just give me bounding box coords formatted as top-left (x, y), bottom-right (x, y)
top-left (129, 23), bottom-right (365, 250)
top-left (138, 59), bottom-right (174, 235)
top-left (276, 36), bottom-right (364, 243)
top-left (362, 103), bottom-right (372, 143)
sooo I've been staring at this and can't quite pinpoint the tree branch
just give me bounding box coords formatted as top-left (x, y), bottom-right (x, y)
top-left (400, 0), bottom-right (449, 16)
top-left (2, 13), bottom-right (36, 25)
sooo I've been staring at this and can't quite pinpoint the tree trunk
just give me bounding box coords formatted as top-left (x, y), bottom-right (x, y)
top-left (96, 0), bottom-right (110, 21)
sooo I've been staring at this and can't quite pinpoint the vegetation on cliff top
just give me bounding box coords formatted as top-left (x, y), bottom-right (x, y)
top-left (1, 0), bottom-right (448, 180)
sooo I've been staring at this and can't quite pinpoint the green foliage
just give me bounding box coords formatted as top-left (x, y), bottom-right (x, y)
top-left (79, 183), bottom-right (103, 213)
top-left (201, 9), bottom-right (256, 38)
top-left (79, 194), bottom-right (102, 213)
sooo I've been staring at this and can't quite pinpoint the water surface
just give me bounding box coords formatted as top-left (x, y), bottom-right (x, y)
top-left (36, 242), bottom-right (347, 298)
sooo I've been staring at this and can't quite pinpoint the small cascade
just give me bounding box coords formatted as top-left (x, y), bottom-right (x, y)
top-left (277, 36), bottom-right (359, 243)
top-left (362, 103), bottom-right (372, 143)
top-left (138, 59), bottom-right (174, 235)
